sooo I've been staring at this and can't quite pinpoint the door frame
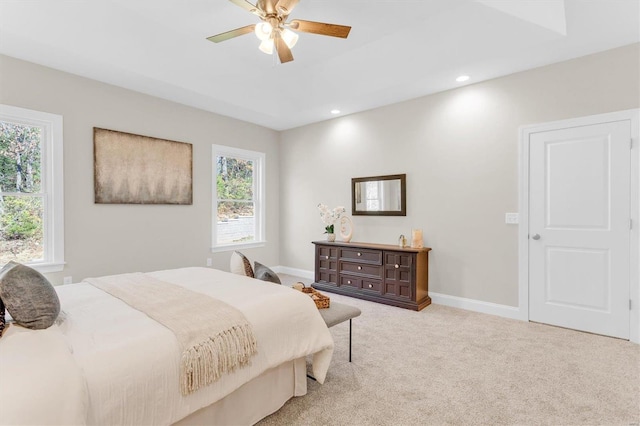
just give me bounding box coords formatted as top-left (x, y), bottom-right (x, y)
top-left (518, 109), bottom-right (640, 343)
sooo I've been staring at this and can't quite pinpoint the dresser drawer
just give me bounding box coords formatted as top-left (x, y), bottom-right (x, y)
top-left (340, 261), bottom-right (383, 278)
top-left (341, 247), bottom-right (382, 264)
top-left (340, 275), bottom-right (362, 289)
top-left (362, 279), bottom-right (382, 293)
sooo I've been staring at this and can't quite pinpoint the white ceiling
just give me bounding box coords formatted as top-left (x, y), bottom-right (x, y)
top-left (0, 0), bottom-right (638, 130)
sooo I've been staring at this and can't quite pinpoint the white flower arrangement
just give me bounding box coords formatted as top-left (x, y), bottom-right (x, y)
top-left (317, 203), bottom-right (345, 234)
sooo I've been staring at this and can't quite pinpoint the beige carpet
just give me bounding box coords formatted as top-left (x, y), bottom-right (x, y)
top-left (259, 274), bottom-right (640, 425)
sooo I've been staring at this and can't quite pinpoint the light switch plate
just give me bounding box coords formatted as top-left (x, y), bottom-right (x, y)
top-left (505, 213), bottom-right (519, 224)
top-left (206, 258), bottom-right (213, 267)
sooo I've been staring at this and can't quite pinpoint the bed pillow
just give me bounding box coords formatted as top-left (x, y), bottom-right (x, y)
top-left (254, 262), bottom-right (281, 284)
top-left (0, 261), bottom-right (60, 330)
top-left (230, 251), bottom-right (254, 278)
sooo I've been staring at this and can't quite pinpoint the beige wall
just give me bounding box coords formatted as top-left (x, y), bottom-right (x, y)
top-left (2, 43), bottom-right (638, 302)
top-left (0, 55), bottom-right (280, 285)
top-left (279, 43), bottom-right (640, 307)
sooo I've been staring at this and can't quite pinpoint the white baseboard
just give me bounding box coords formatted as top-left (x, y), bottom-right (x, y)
top-left (429, 292), bottom-right (522, 320)
top-left (271, 266), bottom-right (314, 281)
top-left (273, 266), bottom-right (523, 321)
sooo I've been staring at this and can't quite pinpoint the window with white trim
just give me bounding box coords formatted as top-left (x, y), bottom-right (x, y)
top-left (212, 145), bottom-right (265, 251)
top-left (0, 105), bottom-right (64, 272)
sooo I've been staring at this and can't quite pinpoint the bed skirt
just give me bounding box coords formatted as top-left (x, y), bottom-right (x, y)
top-left (174, 357), bottom-right (307, 425)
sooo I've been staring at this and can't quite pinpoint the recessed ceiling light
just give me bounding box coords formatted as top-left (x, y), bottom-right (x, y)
top-left (456, 75), bottom-right (470, 82)
top-left (331, 109), bottom-right (341, 115)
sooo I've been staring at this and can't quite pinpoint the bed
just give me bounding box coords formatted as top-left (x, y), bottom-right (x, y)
top-left (0, 267), bottom-right (334, 425)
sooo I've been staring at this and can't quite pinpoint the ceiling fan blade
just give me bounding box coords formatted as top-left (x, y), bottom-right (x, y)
top-left (229, 0), bottom-right (264, 16)
top-left (288, 20), bottom-right (351, 38)
top-left (274, 33), bottom-right (294, 63)
top-left (207, 25), bottom-right (256, 43)
top-left (276, 0), bottom-right (299, 16)
top-left (258, 0), bottom-right (277, 14)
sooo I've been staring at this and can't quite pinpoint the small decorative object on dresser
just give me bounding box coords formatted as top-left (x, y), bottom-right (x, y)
top-left (340, 215), bottom-right (354, 242)
top-left (312, 241), bottom-right (431, 311)
top-left (411, 228), bottom-right (424, 248)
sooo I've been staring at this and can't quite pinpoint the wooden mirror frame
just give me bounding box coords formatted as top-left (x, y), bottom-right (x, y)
top-left (351, 174), bottom-right (406, 216)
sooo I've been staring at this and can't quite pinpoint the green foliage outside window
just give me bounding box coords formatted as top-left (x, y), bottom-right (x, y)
top-left (216, 156), bottom-right (254, 221)
top-left (0, 197), bottom-right (42, 240)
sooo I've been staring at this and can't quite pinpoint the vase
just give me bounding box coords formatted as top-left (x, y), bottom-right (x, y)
top-left (327, 233), bottom-right (336, 242)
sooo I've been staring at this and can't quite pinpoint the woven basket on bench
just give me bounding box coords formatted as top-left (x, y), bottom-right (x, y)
top-left (300, 283), bottom-right (330, 309)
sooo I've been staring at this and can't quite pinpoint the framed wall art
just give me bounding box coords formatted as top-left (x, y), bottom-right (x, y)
top-left (94, 128), bottom-right (193, 204)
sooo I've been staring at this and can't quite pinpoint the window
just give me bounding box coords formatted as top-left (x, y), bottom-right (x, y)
top-left (0, 104), bottom-right (64, 272)
top-left (212, 145), bottom-right (265, 251)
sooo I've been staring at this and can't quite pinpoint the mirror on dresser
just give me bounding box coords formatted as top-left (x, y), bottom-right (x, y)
top-left (352, 174), bottom-right (406, 216)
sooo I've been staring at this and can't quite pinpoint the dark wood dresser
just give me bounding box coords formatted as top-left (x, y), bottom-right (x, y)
top-left (312, 241), bottom-right (431, 311)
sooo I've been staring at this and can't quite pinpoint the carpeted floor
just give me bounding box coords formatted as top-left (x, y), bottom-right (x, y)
top-left (259, 274), bottom-right (640, 425)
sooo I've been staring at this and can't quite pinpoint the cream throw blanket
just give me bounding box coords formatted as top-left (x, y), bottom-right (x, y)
top-left (86, 273), bottom-right (257, 396)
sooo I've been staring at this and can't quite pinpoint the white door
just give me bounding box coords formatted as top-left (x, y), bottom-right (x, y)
top-left (529, 120), bottom-right (631, 339)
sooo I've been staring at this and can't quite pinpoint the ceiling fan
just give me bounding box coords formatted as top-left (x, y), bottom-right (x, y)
top-left (207, 0), bottom-right (351, 63)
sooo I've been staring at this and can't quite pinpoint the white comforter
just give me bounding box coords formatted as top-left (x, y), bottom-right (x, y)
top-left (0, 267), bottom-right (334, 425)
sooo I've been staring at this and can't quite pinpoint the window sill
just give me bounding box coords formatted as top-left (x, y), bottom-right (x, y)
top-left (211, 241), bottom-right (266, 253)
top-left (15, 262), bottom-right (66, 273)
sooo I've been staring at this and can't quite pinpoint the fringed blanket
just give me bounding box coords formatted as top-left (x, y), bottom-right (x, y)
top-left (85, 273), bottom-right (257, 395)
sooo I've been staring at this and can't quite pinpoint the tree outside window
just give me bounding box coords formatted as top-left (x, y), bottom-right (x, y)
top-left (0, 121), bottom-right (44, 265)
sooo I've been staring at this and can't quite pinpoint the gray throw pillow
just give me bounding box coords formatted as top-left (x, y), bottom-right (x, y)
top-left (253, 261), bottom-right (281, 284)
top-left (0, 261), bottom-right (60, 330)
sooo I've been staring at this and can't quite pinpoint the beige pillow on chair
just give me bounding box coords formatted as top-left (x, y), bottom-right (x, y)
top-left (230, 251), bottom-right (254, 278)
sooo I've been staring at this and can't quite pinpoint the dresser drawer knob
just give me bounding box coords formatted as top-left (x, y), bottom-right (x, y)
top-left (368, 284), bottom-right (373, 288)
top-left (357, 252), bottom-right (362, 257)
top-left (358, 266), bottom-right (362, 270)
top-left (395, 264), bottom-right (399, 269)
top-left (325, 255), bottom-right (329, 260)
top-left (347, 280), bottom-right (352, 284)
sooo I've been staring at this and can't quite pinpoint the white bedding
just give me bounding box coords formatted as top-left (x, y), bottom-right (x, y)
top-left (0, 267), bottom-right (334, 425)
top-left (0, 324), bottom-right (87, 425)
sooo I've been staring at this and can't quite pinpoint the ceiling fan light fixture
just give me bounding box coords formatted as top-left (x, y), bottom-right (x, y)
top-left (259, 38), bottom-right (274, 54)
top-left (209, 1), bottom-right (352, 64)
top-left (281, 28), bottom-right (299, 49)
top-left (255, 22), bottom-right (273, 41)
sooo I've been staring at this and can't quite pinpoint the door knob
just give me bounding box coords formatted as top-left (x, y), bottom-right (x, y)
top-left (532, 234), bottom-right (541, 240)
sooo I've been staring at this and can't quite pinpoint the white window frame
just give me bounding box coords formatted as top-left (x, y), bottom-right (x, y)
top-left (211, 144), bottom-right (265, 252)
top-left (0, 104), bottom-right (64, 272)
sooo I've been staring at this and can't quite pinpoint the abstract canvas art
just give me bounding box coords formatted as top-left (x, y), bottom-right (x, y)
top-left (94, 128), bottom-right (193, 204)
